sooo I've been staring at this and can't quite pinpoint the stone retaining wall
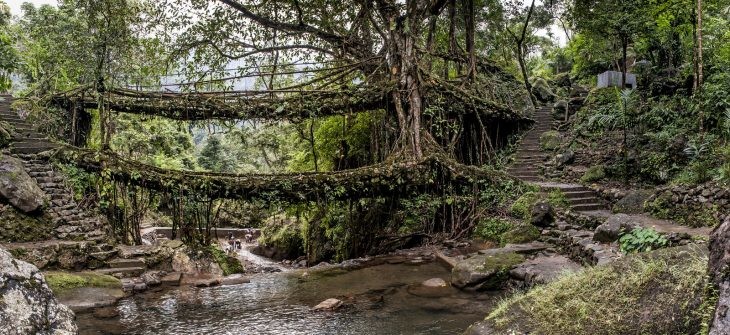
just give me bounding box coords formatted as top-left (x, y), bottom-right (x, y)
top-left (646, 182), bottom-right (730, 226)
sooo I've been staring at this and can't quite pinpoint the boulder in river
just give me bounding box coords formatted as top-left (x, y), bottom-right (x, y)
top-left (451, 251), bottom-right (525, 291)
top-left (0, 154), bottom-right (45, 213)
top-left (422, 277), bottom-right (448, 288)
top-left (0, 246), bottom-right (78, 334)
top-left (313, 298), bottom-right (343, 311)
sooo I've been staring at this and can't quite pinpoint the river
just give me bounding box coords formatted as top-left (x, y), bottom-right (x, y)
top-left (76, 259), bottom-right (502, 334)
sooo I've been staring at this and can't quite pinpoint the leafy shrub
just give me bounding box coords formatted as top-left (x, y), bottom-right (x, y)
top-left (619, 227), bottom-right (668, 253)
top-left (509, 192), bottom-right (539, 220)
top-left (473, 217), bottom-right (513, 242)
top-left (581, 165), bottom-right (606, 183)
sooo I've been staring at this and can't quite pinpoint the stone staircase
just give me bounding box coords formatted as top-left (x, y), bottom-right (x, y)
top-left (507, 106), bottom-right (554, 182)
top-left (0, 94), bottom-right (57, 154)
top-left (16, 154), bottom-right (108, 242)
top-left (509, 106), bottom-right (607, 212)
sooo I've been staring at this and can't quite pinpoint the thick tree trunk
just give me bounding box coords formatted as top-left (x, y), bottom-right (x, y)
top-left (384, 6), bottom-right (425, 159)
top-left (516, 44), bottom-right (536, 108)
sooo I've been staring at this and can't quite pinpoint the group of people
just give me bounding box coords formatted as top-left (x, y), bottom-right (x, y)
top-left (226, 233), bottom-right (242, 254)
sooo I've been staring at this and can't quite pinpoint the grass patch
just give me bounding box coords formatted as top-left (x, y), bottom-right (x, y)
top-left (487, 246), bottom-right (708, 335)
top-left (44, 271), bottom-right (121, 294)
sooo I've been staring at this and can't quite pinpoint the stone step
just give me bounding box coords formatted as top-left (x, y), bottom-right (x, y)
top-left (515, 176), bottom-right (542, 181)
top-left (563, 190), bottom-right (595, 198)
top-left (12, 146), bottom-right (56, 154)
top-left (567, 197), bottom-right (601, 205)
top-left (108, 258), bottom-right (146, 269)
top-left (570, 203), bottom-right (606, 211)
top-left (95, 267), bottom-right (145, 278)
top-left (90, 250), bottom-right (118, 261)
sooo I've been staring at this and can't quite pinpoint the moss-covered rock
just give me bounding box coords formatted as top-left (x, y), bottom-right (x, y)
top-left (531, 78), bottom-right (557, 103)
top-left (44, 271), bottom-right (121, 295)
top-left (209, 245), bottom-right (244, 276)
top-left (0, 205), bottom-right (54, 243)
top-left (451, 251), bottom-right (526, 290)
top-left (581, 165), bottom-right (606, 183)
top-left (510, 192), bottom-right (540, 220)
top-left (613, 190), bottom-right (653, 214)
top-left (0, 121), bottom-right (12, 148)
top-left (0, 154), bottom-right (46, 213)
top-left (539, 131), bottom-right (562, 151)
top-left (469, 245), bottom-right (708, 335)
top-left (501, 224), bottom-right (540, 244)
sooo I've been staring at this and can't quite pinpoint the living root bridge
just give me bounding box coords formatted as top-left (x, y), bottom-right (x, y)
top-left (50, 85), bottom-right (391, 121)
top-left (52, 145), bottom-right (513, 202)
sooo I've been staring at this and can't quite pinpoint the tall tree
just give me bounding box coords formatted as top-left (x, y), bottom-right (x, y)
top-left (156, 0), bottom-right (474, 159)
top-left (573, 0), bottom-right (648, 88)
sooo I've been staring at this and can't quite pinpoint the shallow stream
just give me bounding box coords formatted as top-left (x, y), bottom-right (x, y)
top-left (76, 261), bottom-right (501, 335)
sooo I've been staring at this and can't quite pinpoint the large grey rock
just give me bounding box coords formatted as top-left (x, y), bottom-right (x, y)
top-left (0, 155), bottom-right (45, 213)
top-left (451, 250), bottom-right (525, 291)
top-left (710, 216), bottom-right (730, 335)
top-left (613, 190), bottom-right (653, 214)
top-left (593, 214), bottom-right (639, 243)
top-left (0, 246), bottom-right (78, 334)
top-left (312, 298), bottom-right (342, 311)
top-left (530, 201), bottom-right (555, 227)
top-left (554, 150), bottom-right (575, 167)
top-left (508, 255), bottom-right (582, 287)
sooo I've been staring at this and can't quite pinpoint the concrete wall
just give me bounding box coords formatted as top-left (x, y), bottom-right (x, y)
top-left (143, 227), bottom-right (261, 240)
top-left (597, 71), bottom-right (637, 89)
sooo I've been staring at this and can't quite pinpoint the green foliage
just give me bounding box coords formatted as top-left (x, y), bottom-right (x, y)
top-left (581, 165), bottom-right (606, 183)
top-left (208, 245), bottom-right (244, 276)
top-left (197, 136), bottom-right (235, 172)
top-left (473, 217), bottom-right (513, 242)
top-left (258, 215), bottom-right (305, 257)
top-left (509, 192), bottom-right (539, 220)
top-left (288, 112), bottom-right (382, 172)
top-left (619, 227), bottom-right (668, 253)
top-left (55, 163), bottom-right (97, 202)
top-left (112, 115), bottom-right (197, 170)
